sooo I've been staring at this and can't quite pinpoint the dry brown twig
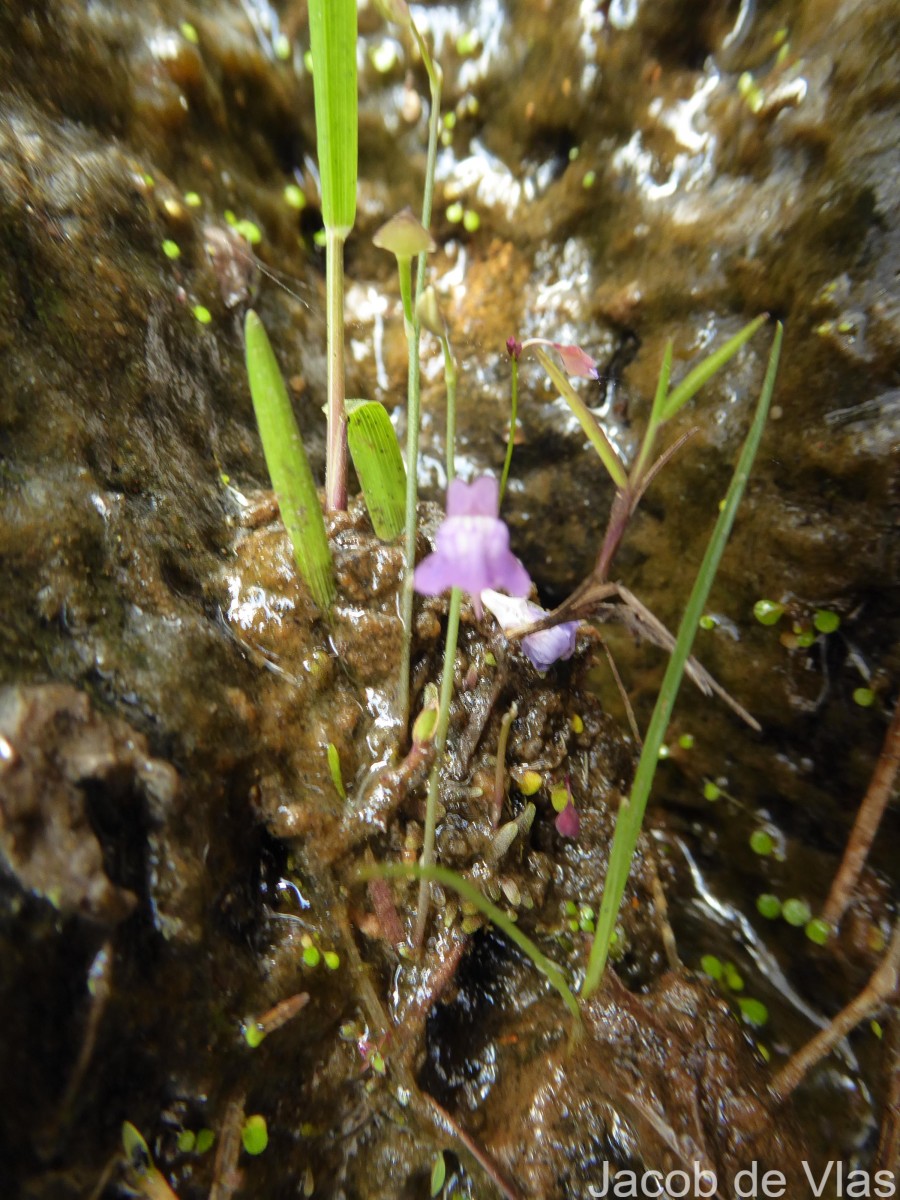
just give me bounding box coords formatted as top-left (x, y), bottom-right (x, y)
top-left (823, 700), bottom-right (900, 928)
top-left (510, 579), bottom-right (761, 732)
top-left (770, 920), bottom-right (900, 1104)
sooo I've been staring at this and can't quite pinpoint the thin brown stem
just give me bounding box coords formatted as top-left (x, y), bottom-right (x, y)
top-left (424, 1095), bottom-right (524, 1200)
top-left (594, 488), bottom-right (633, 582)
top-left (599, 637), bottom-right (641, 745)
top-left (823, 701), bottom-right (900, 928)
top-left (770, 920), bottom-right (900, 1104)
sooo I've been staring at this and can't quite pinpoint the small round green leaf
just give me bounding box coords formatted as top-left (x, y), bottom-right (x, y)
top-left (753, 599), bottom-right (784, 626)
top-left (805, 917), bottom-right (832, 945)
top-left (749, 829), bottom-right (774, 856)
top-left (782, 898), bottom-right (812, 927)
top-left (700, 954), bottom-right (723, 981)
top-left (242, 1115), bottom-right (268, 1156)
top-left (738, 996), bottom-right (769, 1027)
top-left (813, 609), bottom-right (840, 634)
top-left (756, 893), bottom-right (781, 919)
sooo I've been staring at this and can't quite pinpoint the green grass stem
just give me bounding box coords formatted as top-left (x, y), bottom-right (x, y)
top-left (582, 322), bottom-right (782, 998)
top-left (325, 228), bottom-right (349, 511)
top-left (413, 298), bottom-right (460, 946)
top-left (308, 0), bottom-right (357, 511)
top-left (244, 310), bottom-right (335, 610)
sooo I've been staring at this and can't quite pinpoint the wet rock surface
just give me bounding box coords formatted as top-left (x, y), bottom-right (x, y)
top-left (0, 0), bottom-right (897, 1197)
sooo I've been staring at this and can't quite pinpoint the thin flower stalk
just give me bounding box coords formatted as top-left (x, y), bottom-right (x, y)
top-left (396, 21), bottom-right (443, 729)
top-left (414, 314), bottom-right (462, 947)
top-left (413, 586), bottom-right (462, 948)
top-left (499, 338), bottom-right (520, 503)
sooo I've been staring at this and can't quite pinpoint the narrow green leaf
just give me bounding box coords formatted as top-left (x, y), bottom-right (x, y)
top-left (661, 314), bottom-right (767, 422)
top-left (364, 860), bottom-right (582, 1032)
top-left (583, 323), bottom-right (782, 997)
top-left (650, 339), bottom-right (673, 425)
top-left (308, 0), bottom-right (358, 234)
top-left (244, 310), bottom-right (335, 610)
top-left (346, 400), bottom-right (407, 539)
top-left (535, 348), bottom-right (628, 488)
top-left (629, 339), bottom-right (673, 485)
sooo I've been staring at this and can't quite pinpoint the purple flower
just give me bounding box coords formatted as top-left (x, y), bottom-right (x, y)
top-left (480, 589), bottom-right (579, 672)
top-left (414, 476), bottom-right (531, 618)
top-left (519, 338), bottom-right (600, 379)
top-left (552, 342), bottom-right (600, 380)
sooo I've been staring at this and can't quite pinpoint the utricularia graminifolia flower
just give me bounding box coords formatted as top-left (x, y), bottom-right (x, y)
top-left (414, 476), bottom-right (580, 671)
top-left (480, 590), bottom-right (579, 673)
top-left (414, 475), bottom-right (530, 619)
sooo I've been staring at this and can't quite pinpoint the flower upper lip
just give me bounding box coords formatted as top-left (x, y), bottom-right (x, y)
top-left (413, 475), bottom-right (531, 618)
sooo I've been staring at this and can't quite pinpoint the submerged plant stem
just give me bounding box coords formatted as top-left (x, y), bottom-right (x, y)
top-left (770, 919), bottom-right (900, 1104)
top-left (325, 228), bottom-right (348, 511)
top-left (414, 586), bottom-right (462, 948)
top-left (823, 700), bottom-right (900, 927)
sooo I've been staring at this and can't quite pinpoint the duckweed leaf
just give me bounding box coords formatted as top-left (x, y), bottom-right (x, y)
top-left (346, 400), bottom-right (407, 539)
top-left (737, 996), bottom-right (769, 1027)
top-left (241, 1115), bottom-right (268, 1156)
top-left (244, 311), bottom-right (335, 610)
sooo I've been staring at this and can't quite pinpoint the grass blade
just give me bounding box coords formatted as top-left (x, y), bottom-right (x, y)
top-left (307, 0), bottom-right (357, 234)
top-left (361, 860), bottom-right (582, 1030)
top-left (582, 322), bottom-right (782, 997)
top-left (346, 400), bottom-right (407, 539)
top-left (661, 314), bottom-right (767, 422)
top-left (628, 339), bottom-right (673, 487)
top-left (244, 310), bottom-right (335, 610)
top-left (535, 348), bottom-right (628, 488)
